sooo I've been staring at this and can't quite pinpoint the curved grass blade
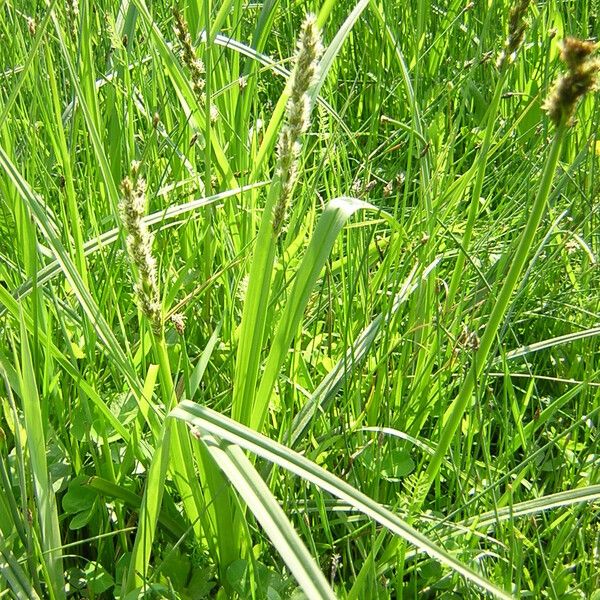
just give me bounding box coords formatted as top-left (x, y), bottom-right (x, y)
top-left (199, 435), bottom-right (337, 600)
top-left (398, 486), bottom-right (600, 564)
top-left (171, 401), bottom-right (512, 600)
top-left (253, 197), bottom-right (379, 431)
top-left (500, 326), bottom-right (600, 362)
top-left (202, 32), bottom-right (353, 142)
top-left (463, 485), bottom-right (600, 530)
top-left (3, 183), bottom-right (266, 318)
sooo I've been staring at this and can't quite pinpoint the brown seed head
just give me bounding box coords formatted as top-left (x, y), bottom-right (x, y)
top-left (560, 37), bottom-right (597, 70)
top-left (543, 37), bottom-right (599, 127)
top-left (497, 0), bottom-right (532, 68)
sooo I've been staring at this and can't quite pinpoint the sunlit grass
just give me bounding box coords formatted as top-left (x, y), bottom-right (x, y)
top-left (1, 1), bottom-right (599, 598)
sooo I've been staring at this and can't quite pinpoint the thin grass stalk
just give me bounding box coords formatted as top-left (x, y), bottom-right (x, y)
top-left (16, 315), bottom-right (65, 599)
top-left (125, 414), bottom-right (172, 593)
top-left (445, 70), bottom-right (508, 310)
top-left (202, 0), bottom-right (217, 323)
top-left (419, 121), bottom-right (566, 506)
top-left (0, 365), bottom-right (44, 596)
top-left (119, 162), bottom-right (240, 586)
top-left (44, 42), bottom-right (88, 287)
top-left (170, 371), bottom-right (241, 582)
top-left (411, 35), bottom-right (600, 510)
top-left (202, 0), bottom-right (214, 199)
top-left (127, 330), bottom-right (221, 591)
top-left (447, 0), bottom-right (532, 309)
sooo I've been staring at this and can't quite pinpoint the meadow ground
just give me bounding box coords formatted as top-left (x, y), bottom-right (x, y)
top-left (1, 1), bottom-right (599, 598)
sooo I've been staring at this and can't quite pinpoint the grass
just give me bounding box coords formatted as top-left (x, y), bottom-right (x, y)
top-left (1, 0), bottom-right (600, 598)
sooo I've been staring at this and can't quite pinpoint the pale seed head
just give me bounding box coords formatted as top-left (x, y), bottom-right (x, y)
top-left (119, 163), bottom-right (162, 334)
top-left (272, 14), bottom-right (323, 235)
top-left (173, 8), bottom-right (206, 106)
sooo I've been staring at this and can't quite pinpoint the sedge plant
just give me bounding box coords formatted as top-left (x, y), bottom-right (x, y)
top-left (2, 1), bottom-right (600, 598)
top-left (413, 36), bottom-right (600, 511)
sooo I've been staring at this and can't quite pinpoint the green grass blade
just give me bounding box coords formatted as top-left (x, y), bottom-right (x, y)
top-left (125, 422), bottom-right (172, 593)
top-left (230, 183), bottom-right (279, 426)
top-left (0, 145), bottom-right (142, 397)
top-left (4, 183), bottom-right (265, 317)
top-left (288, 262), bottom-right (421, 447)
top-left (171, 401), bottom-right (512, 600)
top-left (16, 312), bottom-right (64, 599)
top-left (0, 546), bottom-right (42, 600)
top-left (254, 197), bottom-right (379, 431)
top-left (199, 435), bottom-right (337, 600)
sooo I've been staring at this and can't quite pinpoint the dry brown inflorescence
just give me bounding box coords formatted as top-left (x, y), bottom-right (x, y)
top-left (543, 37), bottom-right (600, 127)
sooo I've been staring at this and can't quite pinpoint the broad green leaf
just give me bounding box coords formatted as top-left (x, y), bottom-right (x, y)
top-left (254, 197), bottom-right (379, 431)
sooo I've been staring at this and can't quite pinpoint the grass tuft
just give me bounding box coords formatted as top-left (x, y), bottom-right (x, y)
top-left (1, 1), bottom-right (599, 598)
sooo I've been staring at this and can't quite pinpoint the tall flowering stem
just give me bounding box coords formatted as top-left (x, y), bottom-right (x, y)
top-left (119, 162), bottom-right (162, 335)
top-left (273, 14), bottom-right (322, 234)
top-left (447, 0), bottom-right (532, 309)
top-left (415, 38), bottom-right (599, 511)
top-left (232, 15), bottom-right (322, 428)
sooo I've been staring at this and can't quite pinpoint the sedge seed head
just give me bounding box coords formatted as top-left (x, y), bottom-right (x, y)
top-left (560, 37), bottom-right (597, 70)
top-left (119, 163), bottom-right (162, 334)
top-left (272, 14), bottom-right (323, 235)
top-left (173, 8), bottom-right (206, 105)
top-left (543, 37), bottom-right (599, 127)
top-left (497, 0), bottom-right (532, 69)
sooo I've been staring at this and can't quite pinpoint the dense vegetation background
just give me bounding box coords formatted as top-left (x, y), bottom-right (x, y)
top-left (1, 0), bottom-right (599, 598)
